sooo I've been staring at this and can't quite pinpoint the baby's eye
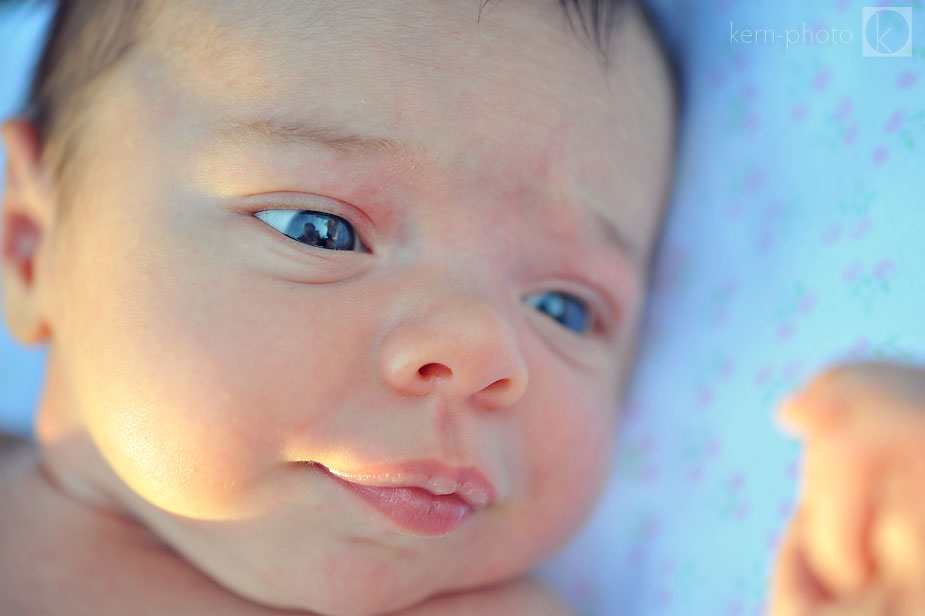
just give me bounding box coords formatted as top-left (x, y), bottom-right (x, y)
top-left (524, 291), bottom-right (592, 335)
top-left (254, 209), bottom-right (366, 252)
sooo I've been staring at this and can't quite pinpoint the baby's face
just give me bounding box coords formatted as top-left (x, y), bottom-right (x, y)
top-left (28, 0), bottom-right (673, 613)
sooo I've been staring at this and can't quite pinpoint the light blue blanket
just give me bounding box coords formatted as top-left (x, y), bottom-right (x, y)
top-left (0, 1), bottom-right (50, 438)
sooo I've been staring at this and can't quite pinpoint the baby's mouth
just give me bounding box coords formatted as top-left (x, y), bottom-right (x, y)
top-left (299, 460), bottom-right (497, 536)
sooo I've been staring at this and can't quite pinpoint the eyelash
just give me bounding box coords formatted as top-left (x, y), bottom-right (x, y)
top-left (252, 207), bottom-right (612, 337)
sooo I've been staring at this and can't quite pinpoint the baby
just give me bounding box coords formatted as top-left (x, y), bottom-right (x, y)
top-left (1, 1), bottom-right (923, 615)
top-left (0, 1), bottom-right (674, 614)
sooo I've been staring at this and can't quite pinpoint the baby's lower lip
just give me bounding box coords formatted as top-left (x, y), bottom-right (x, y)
top-left (317, 466), bottom-right (473, 536)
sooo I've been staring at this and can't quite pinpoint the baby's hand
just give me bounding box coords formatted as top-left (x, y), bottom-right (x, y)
top-left (768, 361), bottom-right (925, 616)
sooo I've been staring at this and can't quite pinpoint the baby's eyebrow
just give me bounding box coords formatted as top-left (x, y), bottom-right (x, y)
top-left (586, 208), bottom-right (638, 268)
top-left (210, 115), bottom-right (640, 268)
top-left (212, 116), bottom-right (414, 160)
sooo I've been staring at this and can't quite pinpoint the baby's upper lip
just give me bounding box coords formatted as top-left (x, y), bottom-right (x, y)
top-left (316, 458), bottom-right (498, 510)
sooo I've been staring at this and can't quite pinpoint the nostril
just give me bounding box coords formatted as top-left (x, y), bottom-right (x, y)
top-left (419, 363), bottom-right (452, 381)
top-left (483, 378), bottom-right (511, 394)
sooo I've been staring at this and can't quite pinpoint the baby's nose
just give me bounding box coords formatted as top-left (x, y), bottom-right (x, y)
top-left (377, 294), bottom-right (529, 411)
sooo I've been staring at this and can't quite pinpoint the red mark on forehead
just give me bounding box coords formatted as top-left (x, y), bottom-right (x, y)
top-left (527, 118), bottom-right (572, 182)
top-left (490, 118), bottom-right (577, 220)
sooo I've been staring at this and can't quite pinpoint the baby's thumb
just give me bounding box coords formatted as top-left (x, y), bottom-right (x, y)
top-left (775, 392), bottom-right (847, 438)
top-left (776, 395), bottom-right (808, 437)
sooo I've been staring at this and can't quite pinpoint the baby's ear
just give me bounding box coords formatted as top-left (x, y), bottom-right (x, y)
top-left (0, 118), bottom-right (54, 345)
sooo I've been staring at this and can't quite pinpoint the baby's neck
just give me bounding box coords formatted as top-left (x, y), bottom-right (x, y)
top-left (38, 445), bottom-right (147, 526)
top-left (31, 354), bottom-right (137, 521)
top-left (0, 439), bottom-right (313, 615)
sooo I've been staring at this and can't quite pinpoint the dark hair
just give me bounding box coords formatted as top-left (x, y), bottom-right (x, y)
top-left (25, 0), bottom-right (644, 200)
top-left (26, 0), bottom-right (147, 205)
top-left (480, 0), bottom-right (630, 67)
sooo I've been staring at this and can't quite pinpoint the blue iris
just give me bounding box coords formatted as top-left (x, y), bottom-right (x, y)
top-left (524, 291), bottom-right (591, 334)
top-left (257, 209), bottom-right (592, 334)
top-left (283, 211), bottom-right (358, 251)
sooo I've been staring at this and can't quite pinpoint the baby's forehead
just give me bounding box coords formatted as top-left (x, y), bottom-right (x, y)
top-left (109, 0), bottom-right (670, 267)
top-left (140, 8), bottom-right (661, 160)
top-left (141, 1), bottom-right (632, 117)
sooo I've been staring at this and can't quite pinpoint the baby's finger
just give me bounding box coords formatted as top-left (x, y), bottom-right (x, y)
top-left (768, 509), bottom-right (831, 616)
top-left (872, 463), bottom-right (925, 595)
top-left (775, 395), bottom-right (809, 437)
top-left (887, 584), bottom-right (925, 616)
top-left (800, 436), bottom-right (879, 595)
top-left (813, 588), bottom-right (891, 616)
top-left (776, 379), bottom-right (855, 438)
top-left (778, 361), bottom-right (925, 438)
top-left (836, 361), bottom-right (925, 405)
top-left (769, 515), bottom-right (894, 616)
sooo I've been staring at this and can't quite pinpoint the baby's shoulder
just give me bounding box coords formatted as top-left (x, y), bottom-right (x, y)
top-left (0, 433), bottom-right (65, 612)
top-left (0, 432), bottom-right (43, 525)
top-left (0, 433), bottom-right (122, 613)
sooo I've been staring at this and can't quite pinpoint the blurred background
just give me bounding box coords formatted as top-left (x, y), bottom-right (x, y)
top-left (0, 0), bottom-right (50, 438)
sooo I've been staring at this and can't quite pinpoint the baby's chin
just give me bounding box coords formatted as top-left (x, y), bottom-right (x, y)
top-left (104, 477), bottom-right (540, 616)
top-left (187, 489), bottom-right (600, 616)
top-left (40, 440), bottom-right (595, 616)
top-left (36, 407), bottom-right (606, 615)
top-left (111, 454), bottom-right (607, 615)
top-left (166, 524), bottom-right (525, 616)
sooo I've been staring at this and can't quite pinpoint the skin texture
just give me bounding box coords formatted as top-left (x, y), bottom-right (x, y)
top-left (0, 1), bottom-right (674, 614)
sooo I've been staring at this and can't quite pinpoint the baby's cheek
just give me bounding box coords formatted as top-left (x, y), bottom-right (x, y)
top-left (82, 359), bottom-right (273, 521)
top-left (70, 264), bottom-right (277, 519)
top-left (548, 413), bottom-right (614, 506)
top-left (520, 395), bottom-right (616, 555)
